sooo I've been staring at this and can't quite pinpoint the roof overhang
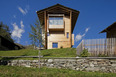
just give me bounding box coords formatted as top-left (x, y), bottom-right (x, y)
top-left (100, 22), bottom-right (116, 33)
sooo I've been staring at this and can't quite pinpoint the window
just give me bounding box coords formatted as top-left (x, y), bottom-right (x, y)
top-left (49, 17), bottom-right (63, 25)
top-left (67, 32), bottom-right (69, 38)
top-left (47, 32), bottom-right (49, 36)
top-left (52, 43), bottom-right (58, 48)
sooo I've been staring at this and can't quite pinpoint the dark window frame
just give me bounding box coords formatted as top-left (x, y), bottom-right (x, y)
top-left (52, 42), bottom-right (58, 48)
top-left (67, 32), bottom-right (69, 38)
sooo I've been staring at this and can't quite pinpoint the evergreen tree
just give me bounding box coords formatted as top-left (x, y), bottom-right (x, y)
top-left (0, 22), bottom-right (14, 43)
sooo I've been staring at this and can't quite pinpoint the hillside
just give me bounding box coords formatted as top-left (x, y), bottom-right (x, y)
top-left (0, 48), bottom-right (77, 59)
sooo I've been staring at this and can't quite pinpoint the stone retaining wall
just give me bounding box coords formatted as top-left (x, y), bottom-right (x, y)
top-left (0, 58), bottom-right (116, 73)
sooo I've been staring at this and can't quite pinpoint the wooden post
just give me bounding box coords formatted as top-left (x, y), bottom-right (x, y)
top-left (44, 11), bottom-right (47, 49)
top-left (104, 39), bottom-right (106, 55)
top-left (38, 50), bottom-right (41, 68)
top-left (114, 38), bottom-right (116, 56)
top-left (70, 11), bottom-right (72, 47)
top-left (95, 39), bottom-right (96, 56)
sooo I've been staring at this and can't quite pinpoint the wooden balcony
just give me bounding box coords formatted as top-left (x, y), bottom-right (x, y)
top-left (49, 25), bottom-right (64, 31)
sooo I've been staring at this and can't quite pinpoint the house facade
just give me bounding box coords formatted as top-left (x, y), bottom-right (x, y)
top-left (36, 4), bottom-right (79, 49)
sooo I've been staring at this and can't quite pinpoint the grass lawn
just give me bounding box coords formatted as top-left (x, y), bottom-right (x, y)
top-left (0, 48), bottom-right (77, 60)
top-left (0, 65), bottom-right (116, 77)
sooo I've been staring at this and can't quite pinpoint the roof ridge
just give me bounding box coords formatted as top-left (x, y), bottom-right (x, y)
top-left (37, 4), bottom-right (79, 13)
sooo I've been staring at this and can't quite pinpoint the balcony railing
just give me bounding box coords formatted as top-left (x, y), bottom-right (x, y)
top-left (49, 25), bottom-right (64, 29)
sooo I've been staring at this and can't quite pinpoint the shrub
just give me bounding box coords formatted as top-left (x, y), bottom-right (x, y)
top-left (98, 54), bottom-right (108, 57)
top-left (80, 48), bottom-right (89, 57)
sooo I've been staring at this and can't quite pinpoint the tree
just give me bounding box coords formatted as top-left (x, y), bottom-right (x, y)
top-left (29, 19), bottom-right (45, 49)
top-left (0, 22), bottom-right (14, 43)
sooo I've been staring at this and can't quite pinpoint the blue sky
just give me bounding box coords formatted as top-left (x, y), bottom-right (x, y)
top-left (0, 0), bottom-right (116, 48)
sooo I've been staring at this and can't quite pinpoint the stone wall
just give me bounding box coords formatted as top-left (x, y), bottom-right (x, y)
top-left (0, 58), bottom-right (116, 73)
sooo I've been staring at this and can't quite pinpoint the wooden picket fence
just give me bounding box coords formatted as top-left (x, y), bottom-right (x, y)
top-left (77, 38), bottom-right (116, 57)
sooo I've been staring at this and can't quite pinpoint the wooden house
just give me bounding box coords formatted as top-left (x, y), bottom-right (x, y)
top-left (100, 22), bottom-right (116, 38)
top-left (36, 4), bottom-right (79, 49)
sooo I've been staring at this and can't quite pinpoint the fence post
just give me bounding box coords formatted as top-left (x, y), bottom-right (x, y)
top-left (38, 50), bottom-right (41, 68)
top-left (114, 38), bottom-right (116, 56)
top-left (82, 40), bottom-right (84, 50)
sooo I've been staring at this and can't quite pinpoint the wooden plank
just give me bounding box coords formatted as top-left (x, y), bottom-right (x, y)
top-left (114, 38), bottom-right (116, 55)
top-left (70, 11), bottom-right (72, 47)
top-left (72, 34), bottom-right (74, 45)
top-left (44, 11), bottom-right (47, 49)
top-left (77, 38), bottom-right (116, 57)
top-left (85, 44), bottom-right (105, 46)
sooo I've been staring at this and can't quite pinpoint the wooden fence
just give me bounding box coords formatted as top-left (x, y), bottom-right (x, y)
top-left (77, 38), bottom-right (116, 57)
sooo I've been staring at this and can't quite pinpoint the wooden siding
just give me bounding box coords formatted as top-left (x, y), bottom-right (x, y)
top-left (70, 11), bottom-right (72, 47)
top-left (77, 38), bottom-right (116, 57)
top-left (47, 15), bottom-right (72, 49)
top-left (107, 29), bottom-right (116, 38)
top-left (49, 25), bottom-right (64, 29)
top-left (44, 11), bottom-right (47, 49)
top-left (72, 34), bottom-right (74, 45)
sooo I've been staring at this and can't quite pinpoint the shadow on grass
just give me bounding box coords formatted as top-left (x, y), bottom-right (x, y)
top-left (0, 54), bottom-right (28, 61)
top-left (43, 53), bottom-right (51, 56)
top-left (0, 60), bottom-right (9, 65)
top-left (0, 57), bottom-right (18, 60)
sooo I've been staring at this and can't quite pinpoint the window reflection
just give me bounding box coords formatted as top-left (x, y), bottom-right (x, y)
top-left (49, 17), bottom-right (63, 25)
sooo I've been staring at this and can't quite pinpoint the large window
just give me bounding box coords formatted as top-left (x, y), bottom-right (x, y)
top-left (52, 43), bottom-right (58, 48)
top-left (49, 17), bottom-right (63, 25)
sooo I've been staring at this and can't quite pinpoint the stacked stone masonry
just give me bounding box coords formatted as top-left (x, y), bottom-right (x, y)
top-left (0, 58), bottom-right (116, 73)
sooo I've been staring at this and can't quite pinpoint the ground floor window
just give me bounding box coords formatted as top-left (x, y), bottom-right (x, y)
top-left (52, 43), bottom-right (58, 48)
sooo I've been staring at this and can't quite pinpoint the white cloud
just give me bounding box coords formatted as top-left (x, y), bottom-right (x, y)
top-left (11, 21), bottom-right (25, 43)
top-left (75, 27), bottom-right (90, 42)
top-left (85, 27), bottom-right (90, 32)
top-left (20, 20), bottom-right (24, 28)
top-left (18, 5), bottom-right (29, 15)
top-left (75, 34), bottom-right (82, 42)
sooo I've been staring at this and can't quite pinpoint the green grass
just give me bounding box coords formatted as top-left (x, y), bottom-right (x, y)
top-left (0, 48), bottom-right (77, 60)
top-left (0, 66), bottom-right (116, 77)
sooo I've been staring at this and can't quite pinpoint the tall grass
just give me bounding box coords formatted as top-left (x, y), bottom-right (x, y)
top-left (0, 48), bottom-right (77, 60)
top-left (0, 66), bottom-right (116, 77)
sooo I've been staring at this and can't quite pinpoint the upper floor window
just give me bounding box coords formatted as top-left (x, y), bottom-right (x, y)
top-left (49, 17), bottom-right (63, 25)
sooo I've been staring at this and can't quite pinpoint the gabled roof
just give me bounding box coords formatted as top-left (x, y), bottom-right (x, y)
top-left (100, 22), bottom-right (116, 33)
top-left (37, 4), bottom-right (79, 13)
top-left (36, 4), bottom-right (80, 32)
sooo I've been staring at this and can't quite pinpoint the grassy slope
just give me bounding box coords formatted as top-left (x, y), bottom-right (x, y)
top-left (0, 48), bottom-right (77, 58)
top-left (0, 66), bottom-right (116, 77)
